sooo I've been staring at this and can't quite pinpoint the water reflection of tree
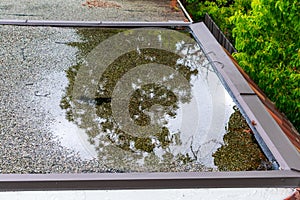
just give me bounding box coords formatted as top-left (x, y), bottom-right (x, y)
top-left (94, 48), bottom-right (197, 152)
top-left (213, 106), bottom-right (272, 171)
top-left (61, 28), bottom-right (211, 172)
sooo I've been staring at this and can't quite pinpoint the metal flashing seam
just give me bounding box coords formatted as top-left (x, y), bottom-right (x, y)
top-left (0, 19), bottom-right (192, 27)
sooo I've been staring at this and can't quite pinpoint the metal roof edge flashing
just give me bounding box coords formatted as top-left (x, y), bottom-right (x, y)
top-left (0, 171), bottom-right (300, 191)
top-left (189, 22), bottom-right (300, 171)
top-left (177, 0), bottom-right (193, 23)
top-left (0, 19), bottom-right (192, 27)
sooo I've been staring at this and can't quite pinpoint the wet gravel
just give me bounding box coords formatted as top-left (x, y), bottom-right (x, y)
top-left (0, 25), bottom-right (114, 173)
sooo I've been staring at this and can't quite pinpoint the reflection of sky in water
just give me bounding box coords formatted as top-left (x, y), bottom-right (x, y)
top-left (51, 115), bottom-right (97, 160)
top-left (154, 61), bottom-right (235, 168)
top-left (38, 62), bottom-right (98, 160)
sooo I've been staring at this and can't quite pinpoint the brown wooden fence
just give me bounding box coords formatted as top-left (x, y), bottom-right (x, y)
top-left (204, 13), bottom-right (237, 54)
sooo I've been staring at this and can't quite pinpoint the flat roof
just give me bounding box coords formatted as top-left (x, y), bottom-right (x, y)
top-left (0, 21), bottom-right (299, 190)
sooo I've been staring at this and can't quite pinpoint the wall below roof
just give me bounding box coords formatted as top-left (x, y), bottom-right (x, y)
top-left (0, 188), bottom-right (294, 200)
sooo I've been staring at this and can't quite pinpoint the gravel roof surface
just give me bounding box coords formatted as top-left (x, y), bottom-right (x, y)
top-left (0, 0), bottom-right (187, 21)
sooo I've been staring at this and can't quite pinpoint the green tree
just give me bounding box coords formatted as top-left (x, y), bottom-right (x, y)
top-left (231, 0), bottom-right (300, 130)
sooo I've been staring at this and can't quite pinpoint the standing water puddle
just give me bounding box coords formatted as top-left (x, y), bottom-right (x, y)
top-left (59, 28), bottom-right (237, 172)
top-left (0, 26), bottom-right (270, 173)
